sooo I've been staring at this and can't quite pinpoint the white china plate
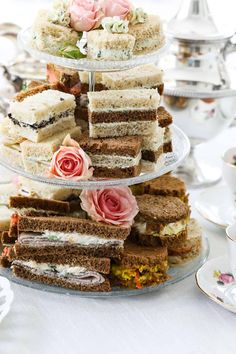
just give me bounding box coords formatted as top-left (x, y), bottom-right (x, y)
top-left (0, 277), bottom-right (14, 323)
top-left (196, 256), bottom-right (236, 313)
top-left (0, 237), bottom-right (209, 298)
top-left (195, 185), bottom-right (236, 228)
top-left (0, 125), bottom-right (190, 189)
top-left (18, 27), bottom-right (168, 72)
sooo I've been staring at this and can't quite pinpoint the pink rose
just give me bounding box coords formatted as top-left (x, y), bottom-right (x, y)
top-left (69, 0), bottom-right (103, 32)
top-left (100, 0), bottom-right (133, 19)
top-left (80, 186), bottom-right (139, 227)
top-left (49, 134), bottom-right (93, 180)
top-left (219, 273), bottom-right (234, 284)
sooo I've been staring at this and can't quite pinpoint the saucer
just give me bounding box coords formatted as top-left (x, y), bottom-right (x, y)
top-left (196, 256), bottom-right (236, 313)
top-left (0, 276), bottom-right (14, 323)
top-left (195, 185), bottom-right (236, 228)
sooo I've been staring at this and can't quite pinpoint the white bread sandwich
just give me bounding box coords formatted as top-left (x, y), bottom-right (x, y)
top-left (8, 90), bottom-right (76, 143)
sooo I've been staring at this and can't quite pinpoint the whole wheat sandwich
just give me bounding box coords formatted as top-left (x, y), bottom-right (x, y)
top-left (144, 175), bottom-right (189, 203)
top-left (128, 15), bottom-right (165, 54)
top-left (31, 10), bottom-right (80, 56)
top-left (133, 194), bottom-right (190, 247)
top-left (168, 219), bottom-right (202, 265)
top-left (87, 30), bottom-right (135, 61)
top-left (157, 107), bottom-right (173, 153)
top-left (8, 89), bottom-right (76, 143)
top-left (10, 215), bottom-right (130, 259)
top-left (87, 88), bottom-right (165, 170)
top-left (12, 253), bottom-right (111, 292)
top-left (88, 89), bottom-right (160, 139)
top-left (110, 242), bottom-right (168, 289)
top-left (79, 134), bottom-right (143, 178)
top-left (9, 196), bottom-right (71, 217)
top-left (102, 64), bottom-right (164, 94)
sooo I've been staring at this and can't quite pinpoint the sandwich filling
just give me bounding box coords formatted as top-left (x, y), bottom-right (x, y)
top-left (89, 152), bottom-right (141, 169)
top-left (8, 109), bottom-right (74, 132)
top-left (89, 121), bottom-right (160, 139)
top-left (12, 260), bottom-right (105, 285)
top-left (135, 218), bottom-right (188, 237)
top-left (111, 261), bottom-right (168, 289)
top-left (18, 231), bottom-right (124, 247)
top-left (88, 48), bottom-right (133, 60)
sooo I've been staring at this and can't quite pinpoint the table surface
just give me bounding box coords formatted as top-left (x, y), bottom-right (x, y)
top-left (1, 1), bottom-right (236, 354)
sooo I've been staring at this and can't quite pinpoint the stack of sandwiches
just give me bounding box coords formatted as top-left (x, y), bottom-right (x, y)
top-left (0, 174), bottom-right (202, 292)
top-left (0, 87), bottom-right (81, 176)
top-left (130, 175), bottom-right (202, 265)
top-left (45, 63), bottom-right (173, 174)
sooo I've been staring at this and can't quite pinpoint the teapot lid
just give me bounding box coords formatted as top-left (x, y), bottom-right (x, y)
top-left (167, 0), bottom-right (235, 42)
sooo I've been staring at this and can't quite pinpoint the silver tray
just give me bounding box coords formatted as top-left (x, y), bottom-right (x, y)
top-left (0, 237), bottom-right (209, 298)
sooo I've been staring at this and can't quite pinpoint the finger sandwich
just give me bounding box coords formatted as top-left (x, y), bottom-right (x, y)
top-left (20, 126), bottom-right (81, 176)
top-left (12, 253), bottom-right (111, 292)
top-left (11, 215), bottom-right (130, 259)
top-left (102, 64), bottom-right (164, 95)
top-left (134, 195), bottom-right (190, 247)
top-left (87, 30), bottom-right (135, 61)
top-left (8, 90), bottom-right (76, 143)
top-left (88, 89), bottom-right (161, 139)
top-left (129, 15), bottom-right (165, 54)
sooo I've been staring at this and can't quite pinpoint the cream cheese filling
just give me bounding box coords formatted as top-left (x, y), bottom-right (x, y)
top-left (135, 219), bottom-right (187, 237)
top-left (89, 106), bottom-right (157, 112)
top-left (13, 260), bottom-right (105, 285)
top-left (89, 48), bottom-right (133, 60)
top-left (19, 231), bottom-right (124, 247)
top-left (89, 121), bottom-right (160, 138)
top-left (90, 152), bottom-right (141, 169)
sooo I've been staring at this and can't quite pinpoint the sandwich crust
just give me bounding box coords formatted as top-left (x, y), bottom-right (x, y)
top-left (119, 242), bottom-right (167, 267)
top-left (17, 216), bottom-right (130, 240)
top-left (157, 107), bottom-right (173, 127)
top-left (144, 175), bottom-right (187, 199)
top-left (79, 134), bottom-right (143, 157)
top-left (136, 195), bottom-right (189, 224)
top-left (9, 196), bottom-right (70, 215)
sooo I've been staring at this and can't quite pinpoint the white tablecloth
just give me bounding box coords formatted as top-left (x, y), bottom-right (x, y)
top-left (1, 1), bottom-right (236, 353)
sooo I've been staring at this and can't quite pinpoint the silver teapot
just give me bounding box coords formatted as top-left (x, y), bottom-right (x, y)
top-left (161, 0), bottom-right (236, 187)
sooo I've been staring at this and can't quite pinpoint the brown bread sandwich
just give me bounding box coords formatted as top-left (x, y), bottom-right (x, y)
top-left (110, 242), bottom-right (168, 289)
top-left (133, 194), bottom-right (190, 247)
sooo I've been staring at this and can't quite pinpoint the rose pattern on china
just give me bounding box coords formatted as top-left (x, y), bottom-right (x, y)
top-left (100, 0), bottom-right (133, 20)
top-left (69, 0), bottom-right (103, 32)
top-left (80, 186), bottom-right (139, 227)
top-left (213, 270), bottom-right (234, 286)
top-left (49, 134), bottom-right (93, 180)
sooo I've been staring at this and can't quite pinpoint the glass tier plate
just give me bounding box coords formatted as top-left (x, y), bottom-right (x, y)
top-left (18, 27), bottom-right (168, 72)
top-left (0, 237), bottom-right (209, 298)
top-left (0, 125), bottom-right (190, 189)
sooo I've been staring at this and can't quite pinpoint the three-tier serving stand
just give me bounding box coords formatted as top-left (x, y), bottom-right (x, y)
top-left (0, 27), bottom-right (209, 297)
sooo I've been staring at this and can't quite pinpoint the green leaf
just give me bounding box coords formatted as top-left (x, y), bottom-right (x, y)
top-left (59, 44), bottom-right (86, 59)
